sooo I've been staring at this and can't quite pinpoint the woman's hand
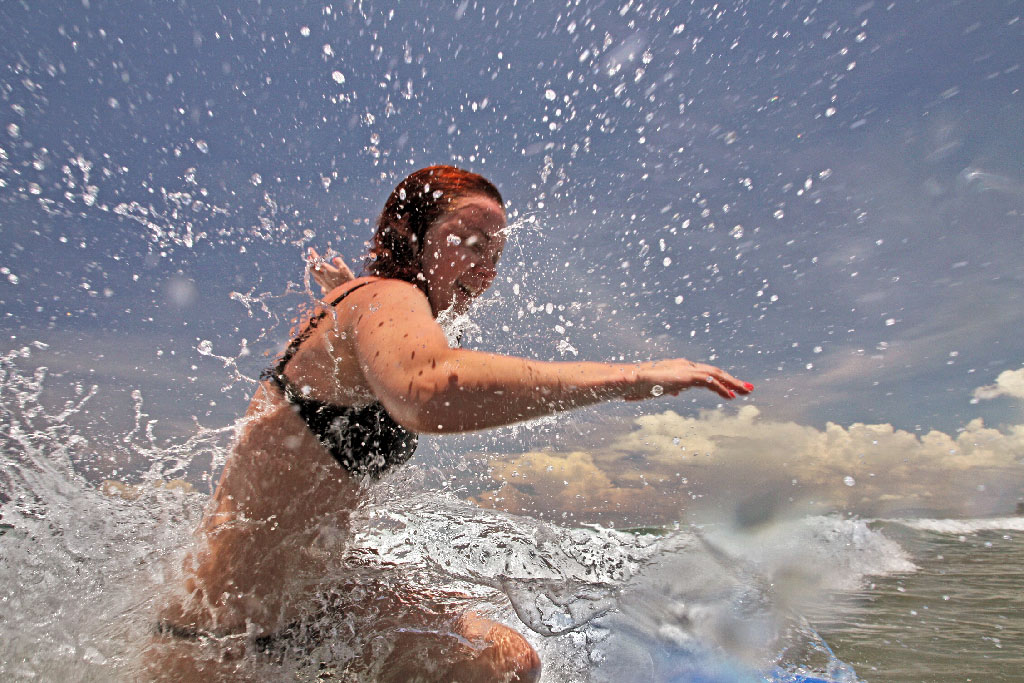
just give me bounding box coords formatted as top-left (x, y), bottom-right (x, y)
top-left (307, 247), bottom-right (355, 297)
top-left (621, 359), bottom-right (754, 401)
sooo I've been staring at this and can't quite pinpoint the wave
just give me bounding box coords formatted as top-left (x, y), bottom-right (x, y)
top-left (699, 515), bottom-right (917, 593)
top-left (887, 516), bottom-right (1024, 534)
top-left (350, 495), bottom-right (874, 680)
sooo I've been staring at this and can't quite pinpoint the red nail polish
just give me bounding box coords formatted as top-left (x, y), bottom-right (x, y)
top-left (728, 390), bottom-right (736, 398)
top-left (743, 382), bottom-right (754, 391)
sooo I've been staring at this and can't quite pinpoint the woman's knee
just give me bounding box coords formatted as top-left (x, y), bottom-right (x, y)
top-left (454, 614), bottom-right (541, 682)
top-left (486, 622), bottom-right (541, 682)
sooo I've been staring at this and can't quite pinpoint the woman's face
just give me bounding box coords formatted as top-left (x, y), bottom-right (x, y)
top-left (420, 194), bottom-right (507, 316)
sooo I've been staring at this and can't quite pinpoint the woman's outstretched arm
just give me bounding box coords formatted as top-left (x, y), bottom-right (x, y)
top-left (335, 279), bottom-right (752, 434)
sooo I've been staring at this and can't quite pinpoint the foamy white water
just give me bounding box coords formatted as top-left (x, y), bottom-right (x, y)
top-left (893, 516), bottom-right (1024, 534)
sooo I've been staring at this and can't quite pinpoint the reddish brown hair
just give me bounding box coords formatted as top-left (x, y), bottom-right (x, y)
top-left (365, 165), bottom-right (503, 289)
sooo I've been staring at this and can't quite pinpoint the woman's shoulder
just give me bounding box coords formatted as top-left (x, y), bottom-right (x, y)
top-left (323, 276), bottom-right (428, 311)
top-left (323, 276), bottom-right (412, 301)
top-left (320, 276), bottom-right (436, 350)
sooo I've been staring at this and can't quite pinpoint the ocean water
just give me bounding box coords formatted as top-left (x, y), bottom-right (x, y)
top-left (2, 347), bottom-right (1021, 682)
top-left (812, 518), bottom-right (1024, 683)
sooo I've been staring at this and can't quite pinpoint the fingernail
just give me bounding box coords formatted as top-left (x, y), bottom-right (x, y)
top-left (728, 390), bottom-right (736, 398)
top-left (743, 383), bottom-right (754, 391)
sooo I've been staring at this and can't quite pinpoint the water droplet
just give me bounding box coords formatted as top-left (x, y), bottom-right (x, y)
top-left (250, 173), bottom-right (262, 186)
top-left (332, 70), bottom-right (345, 84)
top-left (674, 295), bottom-right (684, 304)
top-left (300, 26), bottom-right (311, 37)
top-left (651, 385), bottom-right (664, 397)
top-left (323, 44), bottom-right (334, 56)
top-left (843, 475), bottom-right (856, 487)
top-left (195, 140), bottom-right (209, 153)
top-left (544, 89), bottom-right (556, 101)
top-left (197, 340), bottom-right (213, 354)
top-left (825, 107), bottom-right (836, 117)
top-left (447, 234), bottom-right (461, 246)
top-left (773, 209), bottom-right (785, 220)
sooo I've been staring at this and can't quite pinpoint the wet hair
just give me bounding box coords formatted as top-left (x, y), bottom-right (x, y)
top-left (365, 165), bottom-right (503, 289)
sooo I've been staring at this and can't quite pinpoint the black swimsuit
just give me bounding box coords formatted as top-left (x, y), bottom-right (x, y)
top-left (260, 280), bottom-right (418, 479)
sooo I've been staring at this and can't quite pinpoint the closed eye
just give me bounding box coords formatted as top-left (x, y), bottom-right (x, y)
top-left (461, 232), bottom-right (492, 258)
top-left (453, 227), bottom-right (501, 265)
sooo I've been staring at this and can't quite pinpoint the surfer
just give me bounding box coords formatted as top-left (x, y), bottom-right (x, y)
top-left (146, 165), bottom-right (753, 681)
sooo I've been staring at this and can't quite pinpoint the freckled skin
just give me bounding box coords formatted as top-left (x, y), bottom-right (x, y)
top-left (148, 191), bottom-right (749, 683)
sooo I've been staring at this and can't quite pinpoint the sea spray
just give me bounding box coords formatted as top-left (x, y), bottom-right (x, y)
top-left (0, 347), bottom-right (217, 680)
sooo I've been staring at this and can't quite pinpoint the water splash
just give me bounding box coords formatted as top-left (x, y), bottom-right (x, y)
top-left (0, 345), bottom-right (230, 679)
top-left (1, 347), bottom-right (868, 680)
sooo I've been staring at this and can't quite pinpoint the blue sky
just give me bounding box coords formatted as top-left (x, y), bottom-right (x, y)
top-left (1, 0), bottom-right (1022, 512)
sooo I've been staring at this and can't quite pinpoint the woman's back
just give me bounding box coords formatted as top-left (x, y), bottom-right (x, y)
top-left (177, 278), bottom-right (396, 634)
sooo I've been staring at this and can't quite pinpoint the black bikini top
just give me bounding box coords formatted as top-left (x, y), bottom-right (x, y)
top-left (260, 280), bottom-right (418, 479)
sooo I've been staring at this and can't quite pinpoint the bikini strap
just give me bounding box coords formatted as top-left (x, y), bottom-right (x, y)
top-left (260, 279), bottom-right (378, 385)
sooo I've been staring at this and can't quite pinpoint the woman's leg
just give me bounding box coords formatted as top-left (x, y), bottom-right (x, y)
top-left (141, 632), bottom-right (256, 683)
top-left (442, 611), bottom-right (542, 683)
top-left (371, 609), bottom-right (541, 683)
top-left (144, 579), bottom-right (542, 682)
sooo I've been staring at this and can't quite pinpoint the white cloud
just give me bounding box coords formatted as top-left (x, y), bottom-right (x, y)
top-left (973, 367), bottom-right (1024, 402)
top-left (474, 406), bottom-right (1024, 524)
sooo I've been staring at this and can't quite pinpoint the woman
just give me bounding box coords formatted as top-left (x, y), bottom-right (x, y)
top-left (147, 166), bottom-right (753, 681)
